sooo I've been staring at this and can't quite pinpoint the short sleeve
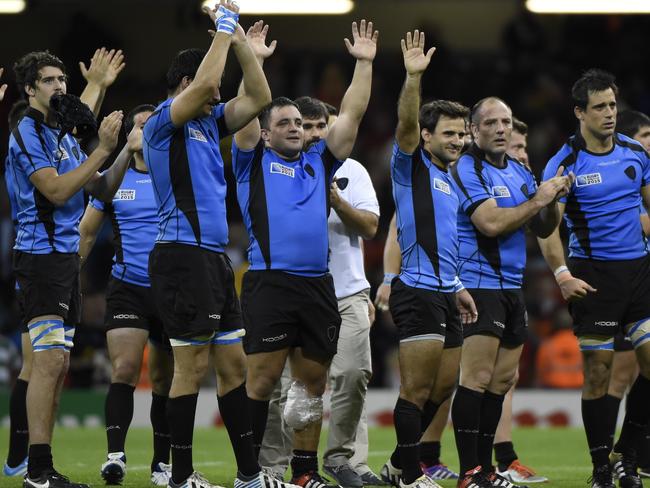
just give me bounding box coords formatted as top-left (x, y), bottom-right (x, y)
top-left (232, 138), bottom-right (264, 183)
top-left (315, 140), bottom-right (344, 179)
top-left (89, 196), bottom-right (106, 212)
top-left (211, 103), bottom-right (231, 139)
top-left (524, 167), bottom-right (538, 199)
top-left (449, 156), bottom-right (492, 216)
top-left (390, 142), bottom-right (414, 187)
top-left (542, 145), bottom-right (573, 204)
top-left (11, 124), bottom-right (55, 178)
top-left (640, 150), bottom-right (650, 187)
top-left (143, 99), bottom-right (177, 151)
top-left (343, 160), bottom-right (380, 216)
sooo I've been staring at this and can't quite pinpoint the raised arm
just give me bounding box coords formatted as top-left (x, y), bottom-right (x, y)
top-left (396, 30), bottom-right (435, 153)
top-left (169, 0), bottom-right (239, 127)
top-left (225, 21), bottom-right (273, 135)
top-left (375, 213), bottom-right (401, 312)
top-left (78, 48), bottom-right (126, 116)
top-left (79, 204), bottom-right (106, 267)
top-left (326, 20), bottom-right (378, 161)
top-left (537, 202), bottom-right (596, 301)
top-left (29, 111), bottom-right (122, 206)
top-left (233, 20), bottom-right (276, 150)
top-left (471, 166), bottom-right (572, 237)
top-left (85, 121), bottom-right (142, 202)
top-left (0, 67), bottom-right (7, 101)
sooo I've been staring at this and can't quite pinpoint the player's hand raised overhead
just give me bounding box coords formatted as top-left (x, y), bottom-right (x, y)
top-left (401, 30), bottom-right (436, 76)
top-left (79, 48), bottom-right (126, 88)
top-left (246, 20), bottom-right (277, 61)
top-left (0, 67), bottom-right (7, 101)
top-left (344, 20), bottom-right (378, 62)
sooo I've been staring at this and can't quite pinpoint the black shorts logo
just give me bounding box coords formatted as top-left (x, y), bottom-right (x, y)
top-left (327, 325), bottom-right (337, 342)
top-left (262, 333), bottom-right (288, 343)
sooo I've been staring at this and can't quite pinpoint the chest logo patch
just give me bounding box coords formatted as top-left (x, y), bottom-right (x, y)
top-left (576, 172), bottom-right (602, 187)
top-left (433, 178), bottom-right (451, 195)
top-left (625, 166), bottom-right (637, 181)
top-left (115, 189), bottom-right (136, 201)
top-left (55, 147), bottom-right (69, 161)
top-left (270, 162), bottom-right (295, 178)
top-left (492, 186), bottom-right (511, 198)
top-left (188, 128), bottom-right (207, 142)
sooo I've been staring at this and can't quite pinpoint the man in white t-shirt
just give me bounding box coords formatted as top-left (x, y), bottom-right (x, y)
top-left (258, 97), bottom-right (383, 488)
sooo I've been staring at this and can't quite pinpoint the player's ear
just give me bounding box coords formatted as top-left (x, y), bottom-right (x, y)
top-left (574, 106), bottom-right (584, 121)
top-left (261, 128), bottom-right (271, 142)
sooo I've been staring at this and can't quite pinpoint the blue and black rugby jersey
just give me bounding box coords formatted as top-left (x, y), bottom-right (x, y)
top-left (143, 98), bottom-right (231, 252)
top-left (232, 139), bottom-right (344, 276)
top-left (450, 144), bottom-right (538, 289)
top-left (6, 108), bottom-right (87, 254)
top-left (391, 143), bottom-right (462, 292)
top-left (543, 131), bottom-right (650, 261)
top-left (89, 164), bottom-right (158, 287)
top-left (5, 157), bottom-right (18, 227)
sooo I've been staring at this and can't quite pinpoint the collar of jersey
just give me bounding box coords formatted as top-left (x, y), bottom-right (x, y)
top-left (24, 107), bottom-right (59, 130)
top-left (466, 142), bottom-right (512, 170)
top-left (570, 129), bottom-right (618, 157)
top-left (420, 145), bottom-right (449, 173)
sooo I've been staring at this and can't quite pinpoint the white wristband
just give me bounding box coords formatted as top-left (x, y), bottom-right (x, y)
top-left (553, 265), bottom-right (569, 278)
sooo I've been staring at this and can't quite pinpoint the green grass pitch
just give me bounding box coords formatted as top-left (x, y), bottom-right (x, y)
top-left (0, 427), bottom-right (603, 487)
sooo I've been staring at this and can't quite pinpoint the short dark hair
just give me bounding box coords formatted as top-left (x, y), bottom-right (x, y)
top-left (13, 51), bottom-right (66, 97)
top-left (259, 97), bottom-right (300, 130)
top-left (323, 102), bottom-right (338, 117)
top-left (166, 48), bottom-right (206, 92)
top-left (294, 96), bottom-right (328, 121)
top-left (512, 117), bottom-right (528, 135)
top-left (470, 96), bottom-right (510, 125)
top-left (616, 110), bottom-right (650, 139)
top-left (419, 100), bottom-right (469, 134)
top-left (124, 104), bottom-right (156, 136)
top-left (571, 68), bottom-right (618, 110)
top-left (8, 100), bottom-right (29, 130)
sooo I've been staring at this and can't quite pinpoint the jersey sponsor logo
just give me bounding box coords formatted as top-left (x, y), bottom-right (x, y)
top-left (115, 189), bottom-right (136, 200)
top-left (188, 128), bottom-right (207, 142)
top-left (136, 178), bottom-right (151, 184)
top-left (597, 159), bottom-right (621, 167)
top-left (576, 172), bottom-right (602, 187)
top-left (262, 333), bottom-right (288, 343)
top-left (55, 147), bottom-right (69, 161)
top-left (595, 321), bottom-right (618, 327)
top-left (433, 178), bottom-right (451, 195)
top-left (491, 186), bottom-right (511, 198)
top-left (113, 314), bottom-right (139, 320)
top-left (270, 162), bottom-right (295, 178)
top-left (493, 320), bottom-right (505, 329)
top-left (208, 313), bottom-right (221, 320)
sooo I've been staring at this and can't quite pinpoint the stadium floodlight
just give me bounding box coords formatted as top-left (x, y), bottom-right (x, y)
top-left (0, 0), bottom-right (25, 14)
top-left (526, 0), bottom-right (650, 14)
top-left (201, 0), bottom-right (354, 15)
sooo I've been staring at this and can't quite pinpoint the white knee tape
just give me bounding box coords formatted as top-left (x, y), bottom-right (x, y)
top-left (627, 319), bottom-right (650, 348)
top-left (28, 319), bottom-right (66, 351)
top-left (578, 335), bottom-right (614, 352)
top-left (283, 381), bottom-right (323, 431)
top-left (64, 325), bottom-right (76, 351)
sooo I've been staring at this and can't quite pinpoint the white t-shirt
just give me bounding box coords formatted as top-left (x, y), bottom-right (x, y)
top-left (328, 158), bottom-right (380, 299)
